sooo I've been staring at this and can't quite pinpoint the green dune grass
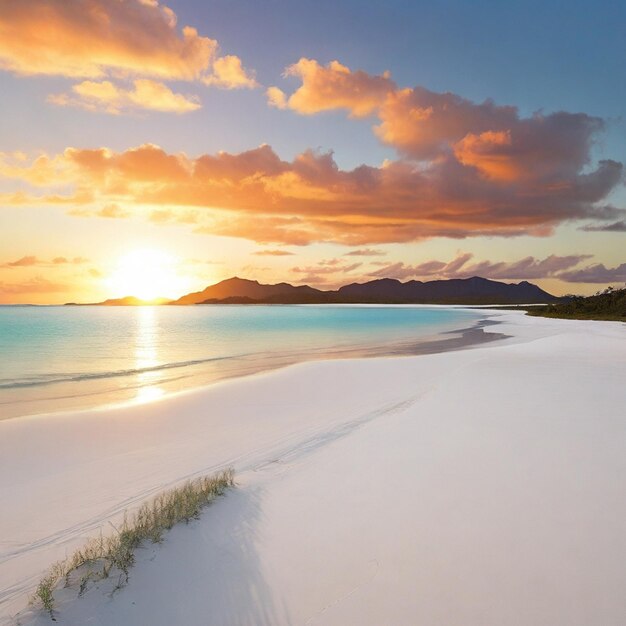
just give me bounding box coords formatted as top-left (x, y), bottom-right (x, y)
top-left (32, 468), bottom-right (235, 619)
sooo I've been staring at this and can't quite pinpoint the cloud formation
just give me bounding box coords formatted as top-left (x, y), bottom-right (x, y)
top-left (48, 79), bottom-right (202, 114)
top-left (253, 249), bottom-right (295, 256)
top-left (264, 58), bottom-right (624, 241)
top-left (270, 59), bottom-right (394, 117)
top-left (97, 203), bottom-right (130, 218)
top-left (0, 0), bottom-right (256, 113)
top-left (148, 208), bottom-right (199, 224)
top-left (277, 58), bottom-right (615, 168)
top-left (0, 0), bottom-right (252, 82)
top-left (204, 55), bottom-right (258, 89)
top-left (266, 86), bottom-right (288, 109)
top-left (275, 59), bottom-right (608, 177)
top-left (1, 255), bottom-right (88, 268)
top-left (368, 253), bottom-right (593, 281)
top-left (580, 220), bottom-right (626, 233)
top-left (291, 258), bottom-right (363, 286)
top-left (344, 248), bottom-right (387, 257)
top-left (2, 140), bottom-right (623, 246)
top-left (2, 255), bottom-right (39, 268)
top-left (306, 252), bottom-right (625, 287)
top-left (557, 263), bottom-right (626, 284)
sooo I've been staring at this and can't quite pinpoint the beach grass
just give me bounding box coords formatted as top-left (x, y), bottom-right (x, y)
top-left (32, 468), bottom-right (235, 619)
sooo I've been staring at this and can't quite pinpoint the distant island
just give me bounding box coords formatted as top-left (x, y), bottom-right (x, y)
top-left (68, 275), bottom-right (560, 306)
top-left (65, 296), bottom-right (171, 306)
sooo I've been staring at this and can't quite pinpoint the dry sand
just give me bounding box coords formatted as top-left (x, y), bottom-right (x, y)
top-left (1, 310), bottom-right (625, 625)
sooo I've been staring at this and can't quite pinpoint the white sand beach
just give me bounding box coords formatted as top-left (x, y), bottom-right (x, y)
top-left (1, 310), bottom-right (625, 625)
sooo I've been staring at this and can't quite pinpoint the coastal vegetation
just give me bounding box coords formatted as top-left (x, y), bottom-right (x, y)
top-left (32, 469), bottom-right (235, 619)
top-left (527, 287), bottom-right (626, 321)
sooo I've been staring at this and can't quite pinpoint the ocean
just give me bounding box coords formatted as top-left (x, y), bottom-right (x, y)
top-left (0, 304), bottom-right (485, 419)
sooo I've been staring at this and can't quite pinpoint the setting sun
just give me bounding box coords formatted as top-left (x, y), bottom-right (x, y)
top-left (107, 249), bottom-right (188, 300)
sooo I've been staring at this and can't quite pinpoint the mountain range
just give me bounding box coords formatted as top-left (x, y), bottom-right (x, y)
top-left (168, 276), bottom-right (558, 305)
top-left (70, 276), bottom-right (559, 306)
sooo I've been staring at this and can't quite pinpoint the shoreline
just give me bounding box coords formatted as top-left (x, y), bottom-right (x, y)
top-left (2, 310), bottom-right (625, 625)
top-left (0, 307), bottom-right (494, 422)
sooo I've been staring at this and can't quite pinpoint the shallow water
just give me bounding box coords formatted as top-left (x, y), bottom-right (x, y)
top-left (0, 304), bottom-right (484, 419)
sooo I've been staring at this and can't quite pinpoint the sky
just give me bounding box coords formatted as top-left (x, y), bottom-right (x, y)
top-left (0, 0), bottom-right (625, 304)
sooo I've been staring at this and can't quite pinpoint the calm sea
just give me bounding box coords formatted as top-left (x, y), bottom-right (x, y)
top-left (0, 305), bottom-right (484, 419)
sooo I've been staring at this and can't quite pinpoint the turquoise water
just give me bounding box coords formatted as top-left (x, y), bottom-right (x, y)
top-left (0, 305), bottom-right (483, 419)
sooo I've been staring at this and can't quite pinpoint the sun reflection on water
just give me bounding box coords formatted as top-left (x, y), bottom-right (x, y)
top-left (134, 306), bottom-right (164, 404)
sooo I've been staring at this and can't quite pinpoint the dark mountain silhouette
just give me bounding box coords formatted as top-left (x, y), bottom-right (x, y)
top-left (71, 276), bottom-right (558, 306)
top-left (171, 277), bottom-right (322, 305)
top-left (170, 276), bottom-right (558, 305)
top-left (335, 276), bottom-right (555, 304)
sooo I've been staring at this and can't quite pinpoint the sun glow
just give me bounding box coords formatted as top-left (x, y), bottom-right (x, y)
top-left (107, 249), bottom-right (189, 300)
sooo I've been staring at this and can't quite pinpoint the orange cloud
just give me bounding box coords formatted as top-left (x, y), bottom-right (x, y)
top-left (199, 215), bottom-right (317, 247)
top-left (204, 55), bottom-right (257, 89)
top-left (53, 256), bottom-right (88, 264)
top-left (253, 249), bottom-right (295, 256)
top-left (0, 150), bottom-right (76, 187)
top-left (0, 0), bottom-right (256, 116)
top-left (97, 203), bottom-right (130, 218)
top-left (2, 143), bottom-right (623, 246)
top-left (373, 87), bottom-right (519, 159)
top-left (127, 78), bottom-right (200, 113)
top-left (1, 255), bottom-right (88, 268)
top-left (453, 130), bottom-right (520, 181)
top-left (266, 86), bottom-right (288, 109)
top-left (272, 59), bottom-right (615, 192)
top-left (279, 59), bottom-right (395, 117)
top-left (145, 208), bottom-right (199, 224)
top-left (2, 255), bottom-right (39, 267)
top-left (48, 79), bottom-right (202, 114)
top-left (0, 0), bottom-right (215, 80)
